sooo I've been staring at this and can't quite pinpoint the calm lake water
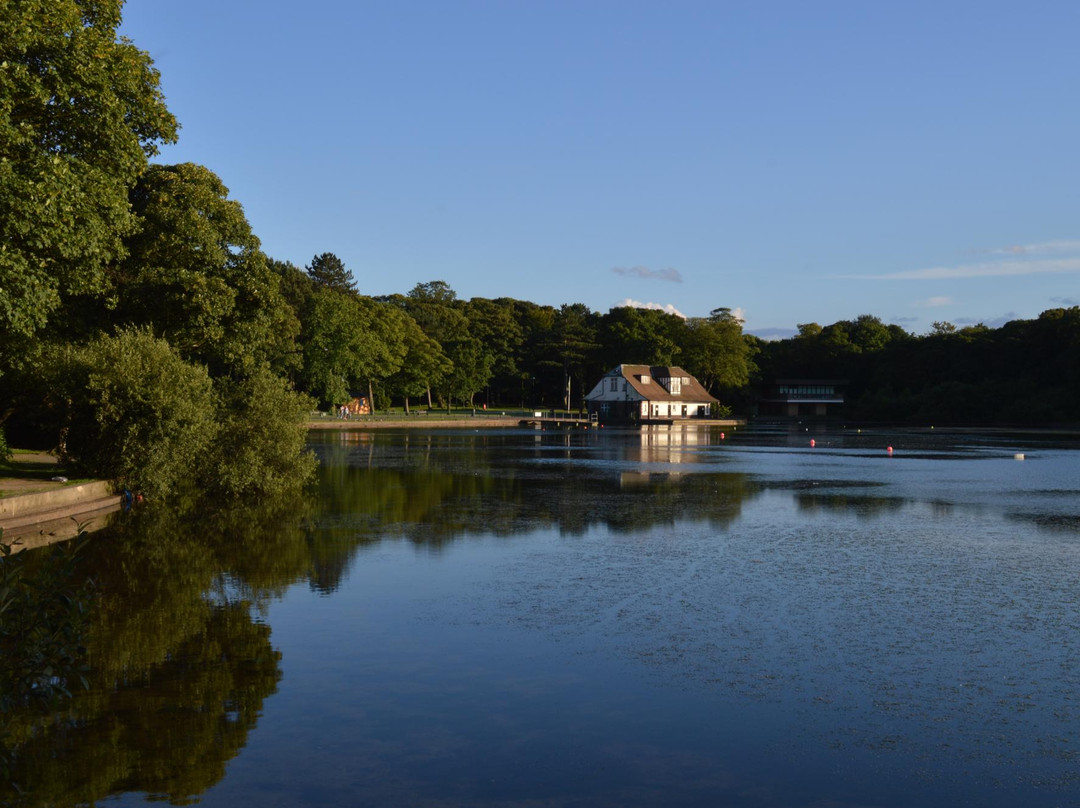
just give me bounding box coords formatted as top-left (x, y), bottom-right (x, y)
top-left (4, 425), bottom-right (1080, 807)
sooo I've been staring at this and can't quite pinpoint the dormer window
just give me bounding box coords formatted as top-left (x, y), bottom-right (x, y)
top-left (663, 376), bottom-right (682, 395)
top-left (641, 375), bottom-right (650, 384)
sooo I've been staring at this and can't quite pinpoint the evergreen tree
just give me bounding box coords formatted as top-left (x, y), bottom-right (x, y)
top-left (306, 252), bottom-right (356, 294)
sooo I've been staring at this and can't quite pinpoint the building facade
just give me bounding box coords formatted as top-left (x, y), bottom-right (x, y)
top-left (755, 379), bottom-right (846, 417)
top-left (584, 365), bottom-right (718, 424)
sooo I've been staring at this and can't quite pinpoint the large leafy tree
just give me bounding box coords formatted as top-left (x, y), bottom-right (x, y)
top-left (299, 290), bottom-right (408, 408)
top-left (0, 0), bottom-right (177, 360)
top-left (598, 305), bottom-right (684, 368)
top-left (383, 318), bottom-right (448, 413)
top-left (682, 307), bottom-right (753, 394)
top-left (117, 163), bottom-right (300, 377)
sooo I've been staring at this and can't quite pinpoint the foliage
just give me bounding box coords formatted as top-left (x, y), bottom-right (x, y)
top-left (48, 327), bottom-right (218, 498)
top-left (301, 289), bottom-right (385, 407)
top-left (118, 163), bottom-right (300, 377)
top-left (682, 307), bottom-right (753, 394)
top-left (758, 307), bottom-right (1080, 425)
top-left (306, 251), bottom-right (356, 294)
top-left (382, 317), bottom-right (448, 411)
top-left (207, 368), bottom-right (317, 498)
top-left (0, 0), bottom-right (177, 361)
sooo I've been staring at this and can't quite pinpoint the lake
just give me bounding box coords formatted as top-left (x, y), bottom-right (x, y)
top-left (3, 425), bottom-right (1080, 807)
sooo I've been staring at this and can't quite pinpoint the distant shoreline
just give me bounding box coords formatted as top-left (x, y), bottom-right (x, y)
top-left (308, 416), bottom-right (523, 430)
top-left (307, 416), bottom-right (746, 430)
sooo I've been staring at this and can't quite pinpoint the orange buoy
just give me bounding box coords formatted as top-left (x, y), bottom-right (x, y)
top-left (810, 439), bottom-right (816, 447)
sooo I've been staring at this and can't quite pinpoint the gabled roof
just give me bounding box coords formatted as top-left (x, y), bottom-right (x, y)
top-left (600, 364), bottom-right (718, 403)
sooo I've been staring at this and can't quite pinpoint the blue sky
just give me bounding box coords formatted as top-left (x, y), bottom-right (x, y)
top-left (120, 1), bottom-right (1080, 337)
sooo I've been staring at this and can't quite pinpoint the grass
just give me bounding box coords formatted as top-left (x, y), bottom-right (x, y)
top-left (0, 451), bottom-right (87, 497)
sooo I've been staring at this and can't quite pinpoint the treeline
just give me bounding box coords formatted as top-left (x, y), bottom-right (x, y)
top-left (755, 312), bottom-right (1080, 425)
top-left (275, 263), bottom-right (753, 414)
top-left (0, 2), bottom-right (753, 499)
top-left (2, 3), bottom-right (1076, 503)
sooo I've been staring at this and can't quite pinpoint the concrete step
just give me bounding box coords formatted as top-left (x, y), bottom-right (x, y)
top-left (1, 500), bottom-right (122, 551)
top-left (0, 480), bottom-right (115, 521)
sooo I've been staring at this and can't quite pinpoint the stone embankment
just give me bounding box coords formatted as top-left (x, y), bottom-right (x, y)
top-left (0, 480), bottom-right (121, 552)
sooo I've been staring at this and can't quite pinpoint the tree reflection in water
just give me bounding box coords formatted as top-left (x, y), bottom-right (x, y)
top-left (2, 426), bottom-right (765, 806)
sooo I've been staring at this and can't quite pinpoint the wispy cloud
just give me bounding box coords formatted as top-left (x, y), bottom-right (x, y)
top-left (838, 238), bottom-right (1080, 281)
top-left (611, 265), bottom-right (683, 283)
top-left (1051, 296), bottom-right (1079, 306)
top-left (985, 240), bottom-right (1080, 256)
top-left (916, 296), bottom-right (954, 307)
top-left (615, 298), bottom-right (687, 318)
top-left (842, 257), bottom-right (1080, 281)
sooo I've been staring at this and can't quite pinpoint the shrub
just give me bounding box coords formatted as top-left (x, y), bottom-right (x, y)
top-left (55, 328), bottom-right (219, 499)
top-left (207, 368), bottom-right (317, 498)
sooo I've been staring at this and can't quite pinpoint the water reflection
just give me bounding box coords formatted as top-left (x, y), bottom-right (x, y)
top-left (312, 428), bottom-right (756, 543)
top-left (3, 426), bottom-right (1079, 807)
top-left (0, 499), bottom-right (310, 806)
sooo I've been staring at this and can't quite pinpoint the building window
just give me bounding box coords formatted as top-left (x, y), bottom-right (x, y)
top-left (610, 378), bottom-right (618, 392)
top-left (641, 375), bottom-right (650, 384)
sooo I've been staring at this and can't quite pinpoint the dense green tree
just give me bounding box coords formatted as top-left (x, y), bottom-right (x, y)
top-left (400, 281), bottom-right (469, 407)
top-left (269, 257), bottom-right (314, 318)
top-left (298, 291), bottom-right (410, 408)
top-left (683, 307), bottom-right (753, 394)
top-left (444, 335), bottom-right (495, 408)
top-left (0, 0), bottom-right (177, 360)
top-left (543, 304), bottom-right (601, 408)
top-left (306, 251), bottom-right (356, 294)
top-left (354, 296), bottom-right (411, 408)
top-left (463, 297), bottom-right (524, 402)
top-left (207, 367), bottom-right (316, 498)
top-left (598, 305), bottom-right (684, 368)
top-left (512, 300), bottom-right (558, 406)
top-left (300, 288), bottom-right (376, 408)
top-left (46, 327), bottom-right (219, 498)
top-left (117, 163), bottom-right (300, 377)
top-left (382, 318), bottom-right (448, 413)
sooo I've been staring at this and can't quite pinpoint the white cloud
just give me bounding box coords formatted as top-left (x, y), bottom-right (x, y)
top-left (615, 298), bottom-right (687, 318)
top-left (916, 296), bottom-right (953, 307)
top-left (611, 265), bottom-right (683, 283)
